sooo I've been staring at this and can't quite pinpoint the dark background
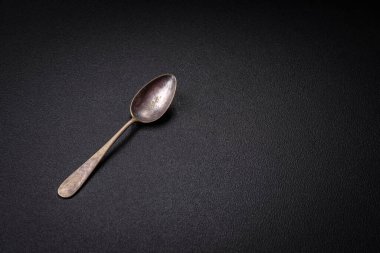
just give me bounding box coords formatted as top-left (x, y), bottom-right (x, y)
top-left (1, 0), bottom-right (379, 252)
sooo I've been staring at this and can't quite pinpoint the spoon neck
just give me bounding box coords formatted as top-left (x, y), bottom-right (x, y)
top-left (106, 118), bottom-right (136, 147)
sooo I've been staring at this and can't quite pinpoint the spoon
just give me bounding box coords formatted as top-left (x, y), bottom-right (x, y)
top-left (58, 74), bottom-right (177, 198)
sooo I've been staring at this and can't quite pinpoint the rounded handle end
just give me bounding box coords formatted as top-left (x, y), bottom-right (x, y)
top-left (58, 179), bottom-right (79, 198)
top-left (58, 186), bottom-right (73, 198)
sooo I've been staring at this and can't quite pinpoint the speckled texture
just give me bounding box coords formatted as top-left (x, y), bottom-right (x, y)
top-left (1, 1), bottom-right (379, 252)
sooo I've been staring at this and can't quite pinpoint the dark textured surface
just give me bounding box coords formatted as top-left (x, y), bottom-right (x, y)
top-left (1, 1), bottom-right (379, 252)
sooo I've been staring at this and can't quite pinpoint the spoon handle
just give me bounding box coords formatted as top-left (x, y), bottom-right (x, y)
top-left (58, 118), bottom-right (136, 198)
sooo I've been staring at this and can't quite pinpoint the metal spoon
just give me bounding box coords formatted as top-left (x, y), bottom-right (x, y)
top-left (58, 74), bottom-right (177, 198)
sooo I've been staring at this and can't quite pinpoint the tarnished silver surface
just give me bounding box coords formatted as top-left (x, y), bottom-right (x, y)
top-left (58, 74), bottom-right (177, 198)
top-left (131, 74), bottom-right (176, 123)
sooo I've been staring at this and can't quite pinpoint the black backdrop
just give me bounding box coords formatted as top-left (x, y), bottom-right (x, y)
top-left (1, 1), bottom-right (379, 252)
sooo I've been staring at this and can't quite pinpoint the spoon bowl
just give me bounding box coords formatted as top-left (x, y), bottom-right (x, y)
top-left (131, 74), bottom-right (177, 123)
